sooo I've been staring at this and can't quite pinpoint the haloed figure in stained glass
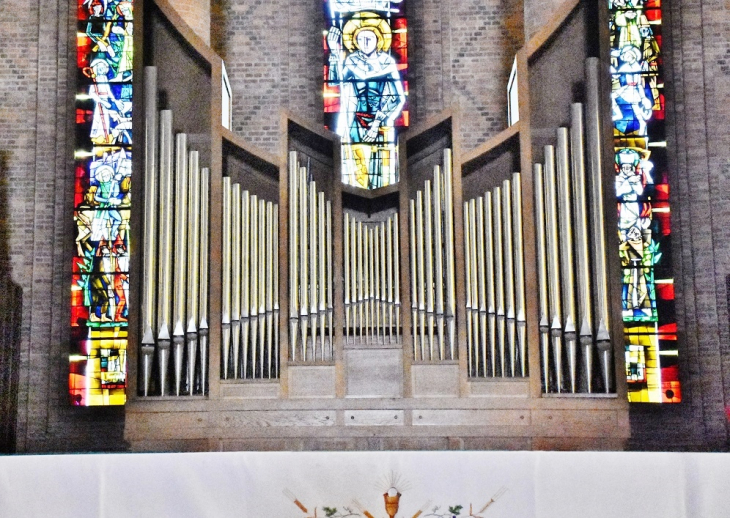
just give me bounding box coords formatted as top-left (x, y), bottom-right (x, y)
top-left (328, 12), bottom-right (405, 188)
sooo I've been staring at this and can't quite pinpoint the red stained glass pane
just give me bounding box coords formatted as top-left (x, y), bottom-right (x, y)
top-left (661, 380), bottom-right (681, 403)
top-left (645, 9), bottom-right (662, 22)
top-left (659, 323), bottom-right (677, 333)
top-left (655, 183), bottom-right (670, 200)
top-left (77, 34), bottom-right (93, 69)
top-left (655, 281), bottom-right (674, 300)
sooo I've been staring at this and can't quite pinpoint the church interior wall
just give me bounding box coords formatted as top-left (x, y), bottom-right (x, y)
top-left (1, 0), bottom-right (728, 453)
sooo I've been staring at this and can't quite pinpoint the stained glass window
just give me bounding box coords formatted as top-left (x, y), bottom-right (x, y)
top-left (70, 0), bottom-right (134, 406)
top-left (608, 0), bottom-right (678, 403)
top-left (324, 0), bottom-right (409, 189)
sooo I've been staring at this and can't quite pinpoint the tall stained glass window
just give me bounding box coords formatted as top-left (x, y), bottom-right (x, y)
top-left (608, 0), bottom-right (678, 403)
top-left (70, 0), bottom-right (134, 406)
top-left (324, 0), bottom-right (409, 189)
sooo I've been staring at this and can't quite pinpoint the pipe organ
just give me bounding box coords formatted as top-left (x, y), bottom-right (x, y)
top-left (463, 173), bottom-right (527, 378)
top-left (288, 151), bottom-right (334, 363)
top-left (127, 0), bottom-right (629, 451)
top-left (139, 66), bottom-right (211, 397)
top-left (531, 58), bottom-right (613, 394)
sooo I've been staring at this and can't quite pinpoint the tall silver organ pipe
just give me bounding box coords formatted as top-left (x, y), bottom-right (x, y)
top-left (443, 150), bottom-right (456, 323)
top-left (172, 134), bottom-right (188, 338)
top-left (534, 164), bottom-right (551, 392)
top-left (409, 201), bottom-right (418, 352)
top-left (475, 197), bottom-right (487, 375)
top-left (502, 180), bottom-right (516, 376)
top-left (140, 67), bottom-right (158, 396)
top-left (492, 185), bottom-right (505, 376)
top-left (511, 173), bottom-right (527, 377)
top-left (187, 152), bottom-right (201, 334)
top-left (326, 201), bottom-right (333, 355)
top-left (199, 167), bottom-right (209, 393)
top-left (344, 213), bottom-right (351, 342)
top-left (172, 134), bottom-right (188, 395)
top-left (230, 184), bottom-right (241, 379)
top-left (544, 145), bottom-right (563, 392)
top-left (586, 57), bottom-right (613, 393)
top-left (186, 151), bottom-right (201, 394)
top-left (156, 111), bottom-right (173, 351)
top-left (221, 178), bottom-right (232, 380)
top-left (556, 128), bottom-right (578, 393)
top-left (571, 103), bottom-right (595, 392)
top-left (288, 153), bottom-right (298, 357)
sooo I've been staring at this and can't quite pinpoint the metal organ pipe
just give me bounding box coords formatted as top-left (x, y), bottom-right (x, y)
top-left (186, 151), bottom-right (201, 394)
top-left (141, 67), bottom-right (158, 396)
top-left (534, 164), bottom-right (551, 392)
top-left (586, 57), bottom-right (613, 393)
top-left (571, 103), bottom-right (595, 392)
top-left (557, 128), bottom-right (578, 393)
top-left (199, 167), bottom-right (209, 393)
top-left (544, 145), bottom-right (564, 392)
top-left (511, 173), bottom-right (527, 377)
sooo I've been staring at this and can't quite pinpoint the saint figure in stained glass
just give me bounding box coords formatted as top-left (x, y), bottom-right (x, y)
top-left (610, 45), bottom-right (653, 136)
top-left (327, 12), bottom-right (405, 188)
top-left (615, 147), bottom-right (652, 231)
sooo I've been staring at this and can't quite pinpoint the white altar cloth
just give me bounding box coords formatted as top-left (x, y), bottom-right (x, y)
top-left (1, 451), bottom-right (729, 517)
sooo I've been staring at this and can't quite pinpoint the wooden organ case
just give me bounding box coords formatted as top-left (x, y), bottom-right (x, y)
top-left (125, 0), bottom-right (630, 451)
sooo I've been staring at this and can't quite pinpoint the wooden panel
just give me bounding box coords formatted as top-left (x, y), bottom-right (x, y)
top-left (133, 411), bottom-right (211, 429)
top-left (288, 366), bottom-right (337, 399)
top-left (218, 410), bottom-right (336, 427)
top-left (411, 364), bottom-right (459, 397)
top-left (345, 349), bottom-right (403, 398)
top-left (532, 409), bottom-right (621, 437)
top-left (413, 409), bottom-right (530, 426)
top-left (220, 382), bottom-right (280, 399)
top-left (344, 410), bottom-right (405, 426)
top-left (468, 380), bottom-right (530, 397)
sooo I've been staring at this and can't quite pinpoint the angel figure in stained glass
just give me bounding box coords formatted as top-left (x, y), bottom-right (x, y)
top-left (328, 12), bottom-right (405, 188)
